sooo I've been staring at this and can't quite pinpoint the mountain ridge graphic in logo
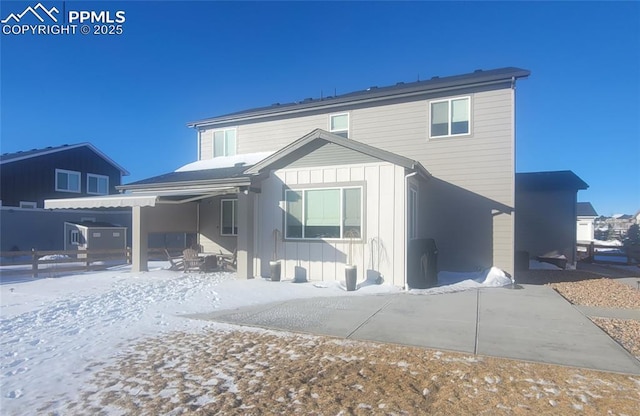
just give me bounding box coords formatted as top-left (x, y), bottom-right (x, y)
top-left (1, 3), bottom-right (59, 24)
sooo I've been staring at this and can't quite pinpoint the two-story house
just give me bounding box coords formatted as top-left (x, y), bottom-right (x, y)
top-left (47, 67), bottom-right (530, 287)
top-left (1, 143), bottom-right (131, 251)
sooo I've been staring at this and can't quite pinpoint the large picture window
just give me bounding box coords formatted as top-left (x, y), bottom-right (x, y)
top-left (55, 169), bottom-right (81, 193)
top-left (430, 97), bottom-right (470, 137)
top-left (213, 128), bottom-right (237, 158)
top-left (221, 199), bottom-right (238, 236)
top-left (87, 173), bottom-right (109, 195)
top-left (285, 187), bottom-right (362, 239)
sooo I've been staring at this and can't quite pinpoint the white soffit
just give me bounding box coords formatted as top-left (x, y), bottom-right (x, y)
top-left (45, 194), bottom-right (158, 209)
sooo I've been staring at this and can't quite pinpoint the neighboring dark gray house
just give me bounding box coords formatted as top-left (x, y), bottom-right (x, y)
top-left (0, 143), bottom-right (131, 251)
top-left (515, 171), bottom-right (589, 268)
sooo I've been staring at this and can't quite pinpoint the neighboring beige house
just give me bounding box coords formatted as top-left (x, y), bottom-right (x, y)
top-left (46, 67), bottom-right (530, 288)
top-left (576, 202), bottom-right (598, 242)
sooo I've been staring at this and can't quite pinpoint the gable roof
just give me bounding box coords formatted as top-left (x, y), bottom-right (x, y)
top-left (188, 67), bottom-right (530, 128)
top-left (245, 129), bottom-right (430, 177)
top-left (577, 202), bottom-right (598, 217)
top-left (0, 143), bottom-right (130, 175)
top-left (516, 171), bottom-right (589, 191)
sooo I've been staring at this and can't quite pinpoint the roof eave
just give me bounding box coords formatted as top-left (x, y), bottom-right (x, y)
top-left (187, 68), bottom-right (530, 129)
top-left (117, 177), bottom-right (252, 192)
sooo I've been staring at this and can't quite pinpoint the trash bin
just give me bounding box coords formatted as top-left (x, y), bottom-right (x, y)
top-left (408, 238), bottom-right (438, 289)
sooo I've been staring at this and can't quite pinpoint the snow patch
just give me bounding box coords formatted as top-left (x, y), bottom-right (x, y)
top-left (175, 152), bottom-right (273, 172)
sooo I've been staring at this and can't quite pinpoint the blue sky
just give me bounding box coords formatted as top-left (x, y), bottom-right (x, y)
top-left (1, 1), bottom-right (638, 216)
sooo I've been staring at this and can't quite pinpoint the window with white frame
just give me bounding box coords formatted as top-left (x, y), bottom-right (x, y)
top-left (408, 185), bottom-right (418, 240)
top-left (329, 113), bottom-right (349, 138)
top-left (87, 173), bottom-right (109, 195)
top-left (221, 199), bottom-right (238, 236)
top-left (19, 201), bottom-right (37, 209)
top-left (55, 169), bottom-right (81, 193)
top-left (70, 229), bottom-right (80, 245)
top-left (285, 187), bottom-right (362, 239)
top-left (430, 97), bottom-right (470, 137)
top-left (213, 128), bottom-right (237, 158)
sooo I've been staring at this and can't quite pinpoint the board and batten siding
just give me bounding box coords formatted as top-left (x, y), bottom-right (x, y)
top-left (256, 162), bottom-right (407, 287)
top-left (199, 85), bottom-right (516, 273)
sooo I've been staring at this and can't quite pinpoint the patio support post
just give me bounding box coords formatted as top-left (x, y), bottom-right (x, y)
top-left (236, 191), bottom-right (255, 279)
top-left (131, 205), bottom-right (149, 272)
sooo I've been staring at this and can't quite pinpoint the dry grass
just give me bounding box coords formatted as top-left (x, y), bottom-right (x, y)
top-left (66, 328), bottom-right (640, 416)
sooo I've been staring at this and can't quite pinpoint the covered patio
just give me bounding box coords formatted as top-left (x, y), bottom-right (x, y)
top-left (45, 162), bottom-right (261, 279)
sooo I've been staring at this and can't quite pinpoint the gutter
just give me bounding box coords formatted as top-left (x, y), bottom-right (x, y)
top-left (117, 177), bottom-right (252, 192)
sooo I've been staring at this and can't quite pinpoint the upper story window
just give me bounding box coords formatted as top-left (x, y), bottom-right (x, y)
top-left (329, 113), bottom-right (349, 138)
top-left (430, 97), bottom-right (470, 138)
top-left (55, 169), bottom-right (81, 193)
top-left (87, 173), bottom-right (109, 195)
top-left (221, 199), bottom-right (238, 236)
top-left (285, 186), bottom-right (362, 240)
top-left (213, 128), bottom-right (237, 158)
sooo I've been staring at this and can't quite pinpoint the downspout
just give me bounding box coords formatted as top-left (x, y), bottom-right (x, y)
top-left (196, 202), bottom-right (201, 249)
top-left (404, 171), bottom-right (418, 291)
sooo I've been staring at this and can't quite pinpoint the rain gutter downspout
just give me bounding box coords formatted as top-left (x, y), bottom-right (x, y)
top-left (404, 171), bottom-right (418, 291)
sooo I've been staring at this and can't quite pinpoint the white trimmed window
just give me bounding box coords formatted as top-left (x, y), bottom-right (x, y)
top-left (87, 174), bottom-right (109, 195)
top-left (408, 185), bottom-right (418, 240)
top-left (221, 199), bottom-right (238, 236)
top-left (329, 113), bottom-right (349, 138)
top-left (55, 169), bottom-right (81, 193)
top-left (70, 230), bottom-right (80, 245)
top-left (285, 187), bottom-right (362, 239)
top-left (213, 128), bottom-right (237, 158)
top-left (19, 201), bottom-right (37, 209)
top-left (430, 97), bottom-right (470, 137)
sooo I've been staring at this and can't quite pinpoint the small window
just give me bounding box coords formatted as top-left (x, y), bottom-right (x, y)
top-left (19, 201), bottom-right (37, 209)
top-left (87, 174), bottom-right (109, 195)
top-left (329, 113), bottom-right (349, 138)
top-left (221, 199), bottom-right (238, 236)
top-left (70, 230), bottom-right (80, 245)
top-left (213, 128), bottom-right (237, 157)
top-left (113, 232), bottom-right (121, 237)
top-left (285, 187), bottom-right (362, 239)
top-left (93, 232), bottom-right (101, 238)
top-left (55, 169), bottom-right (81, 193)
top-left (408, 186), bottom-right (418, 240)
top-left (430, 97), bottom-right (470, 137)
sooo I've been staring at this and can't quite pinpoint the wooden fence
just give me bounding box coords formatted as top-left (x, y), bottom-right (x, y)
top-left (0, 248), bottom-right (172, 278)
top-left (577, 242), bottom-right (639, 265)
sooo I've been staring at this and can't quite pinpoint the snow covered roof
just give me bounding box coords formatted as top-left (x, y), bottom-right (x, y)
top-left (120, 152), bottom-right (272, 191)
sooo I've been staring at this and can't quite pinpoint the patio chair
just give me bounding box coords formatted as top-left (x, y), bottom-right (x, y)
top-left (219, 248), bottom-right (237, 271)
top-left (164, 249), bottom-right (184, 271)
top-left (183, 248), bottom-right (204, 272)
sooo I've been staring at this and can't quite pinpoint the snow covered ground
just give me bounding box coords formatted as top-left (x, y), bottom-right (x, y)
top-left (0, 262), bottom-right (511, 414)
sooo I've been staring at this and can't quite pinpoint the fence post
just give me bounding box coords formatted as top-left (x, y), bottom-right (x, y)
top-left (85, 250), bottom-right (91, 271)
top-left (126, 247), bottom-right (132, 264)
top-left (589, 242), bottom-right (595, 263)
top-left (31, 248), bottom-right (38, 278)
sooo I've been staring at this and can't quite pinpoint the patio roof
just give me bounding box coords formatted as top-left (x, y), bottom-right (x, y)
top-left (44, 186), bottom-right (240, 210)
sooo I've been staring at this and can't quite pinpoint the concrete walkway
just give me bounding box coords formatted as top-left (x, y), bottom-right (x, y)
top-left (191, 284), bottom-right (640, 375)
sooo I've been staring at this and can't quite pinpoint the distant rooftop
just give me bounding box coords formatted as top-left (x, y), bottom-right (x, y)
top-left (516, 171), bottom-right (589, 191)
top-left (0, 142), bottom-right (129, 175)
top-left (577, 202), bottom-right (598, 217)
top-left (188, 66), bottom-right (530, 127)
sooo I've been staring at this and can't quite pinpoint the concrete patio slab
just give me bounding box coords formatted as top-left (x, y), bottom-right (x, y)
top-left (189, 284), bottom-right (640, 375)
top-left (575, 305), bottom-right (640, 321)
